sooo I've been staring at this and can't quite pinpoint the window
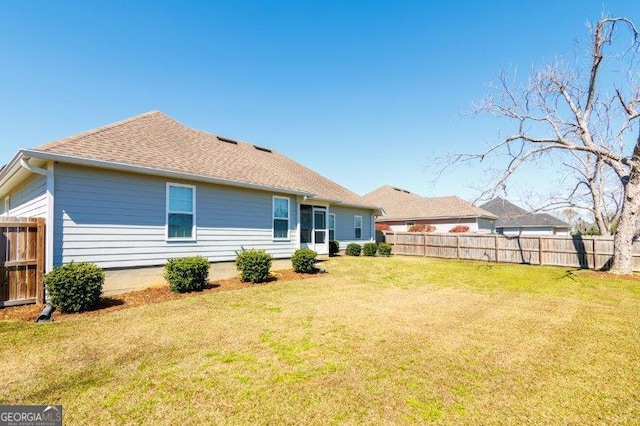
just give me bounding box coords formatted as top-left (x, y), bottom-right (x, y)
top-left (328, 213), bottom-right (336, 241)
top-left (273, 196), bottom-right (290, 239)
top-left (354, 215), bottom-right (362, 239)
top-left (406, 221), bottom-right (415, 230)
top-left (167, 183), bottom-right (195, 240)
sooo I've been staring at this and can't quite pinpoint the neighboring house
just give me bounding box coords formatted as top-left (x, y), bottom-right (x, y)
top-left (480, 197), bottom-right (571, 236)
top-left (0, 111), bottom-right (380, 292)
top-left (363, 185), bottom-right (497, 233)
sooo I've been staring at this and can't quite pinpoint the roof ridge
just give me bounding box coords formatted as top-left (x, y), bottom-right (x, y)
top-left (35, 110), bottom-right (164, 151)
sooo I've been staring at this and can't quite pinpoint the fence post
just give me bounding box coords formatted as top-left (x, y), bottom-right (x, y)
top-left (538, 237), bottom-right (544, 265)
top-left (423, 233), bottom-right (427, 257)
top-left (36, 218), bottom-right (45, 304)
top-left (456, 235), bottom-right (460, 260)
top-left (592, 238), bottom-right (597, 270)
top-left (494, 235), bottom-right (499, 262)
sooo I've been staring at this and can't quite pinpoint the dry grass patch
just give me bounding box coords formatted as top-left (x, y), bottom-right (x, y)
top-left (1, 256), bottom-right (639, 424)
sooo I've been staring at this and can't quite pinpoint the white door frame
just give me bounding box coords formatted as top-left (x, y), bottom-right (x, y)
top-left (299, 203), bottom-right (329, 255)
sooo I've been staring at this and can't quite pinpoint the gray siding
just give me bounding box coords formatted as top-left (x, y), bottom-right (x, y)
top-left (6, 174), bottom-right (47, 218)
top-left (477, 218), bottom-right (496, 233)
top-left (330, 205), bottom-right (374, 249)
top-left (499, 226), bottom-right (569, 236)
top-left (54, 164), bottom-right (298, 268)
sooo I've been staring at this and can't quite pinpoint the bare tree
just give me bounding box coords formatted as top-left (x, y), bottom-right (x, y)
top-left (559, 151), bottom-right (621, 235)
top-left (452, 17), bottom-right (640, 273)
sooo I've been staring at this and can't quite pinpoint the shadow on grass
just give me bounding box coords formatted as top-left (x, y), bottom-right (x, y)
top-left (560, 268), bottom-right (581, 281)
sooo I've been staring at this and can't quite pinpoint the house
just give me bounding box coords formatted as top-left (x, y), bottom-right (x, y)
top-left (0, 111), bottom-right (380, 293)
top-left (479, 197), bottom-right (571, 236)
top-left (363, 185), bottom-right (497, 233)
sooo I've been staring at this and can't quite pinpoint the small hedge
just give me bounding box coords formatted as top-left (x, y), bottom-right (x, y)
top-left (345, 243), bottom-right (362, 256)
top-left (329, 240), bottom-right (340, 256)
top-left (164, 256), bottom-right (210, 293)
top-left (44, 261), bottom-right (104, 313)
top-left (449, 225), bottom-right (470, 233)
top-left (362, 242), bottom-right (378, 256)
top-left (377, 242), bottom-right (392, 257)
top-left (236, 248), bottom-right (273, 283)
top-left (291, 248), bottom-right (317, 273)
top-left (408, 224), bottom-right (436, 232)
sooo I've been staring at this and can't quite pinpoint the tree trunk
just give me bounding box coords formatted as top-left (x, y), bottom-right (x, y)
top-left (592, 192), bottom-right (611, 236)
top-left (610, 171), bottom-right (640, 274)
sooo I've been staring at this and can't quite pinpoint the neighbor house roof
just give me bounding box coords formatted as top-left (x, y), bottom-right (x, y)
top-left (363, 185), bottom-right (497, 221)
top-left (17, 111), bottom-right (377, 210)
top-left (479, 197), bottom-right (570, 229)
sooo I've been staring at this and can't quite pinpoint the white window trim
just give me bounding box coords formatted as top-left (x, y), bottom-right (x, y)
top-left (354, 215), bottom-right (363, 239)
top-left (273, 196), bottom-right (290, 240)
top-left (3, 196), bottom-right (9, 217)
top-left (328, 213), bottom-right (336, 241)
top-left (166, 182), bottom-right (197, 242)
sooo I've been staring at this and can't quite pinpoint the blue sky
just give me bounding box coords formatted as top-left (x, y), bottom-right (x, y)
top-left (0, 0), bottom-right (637, 204)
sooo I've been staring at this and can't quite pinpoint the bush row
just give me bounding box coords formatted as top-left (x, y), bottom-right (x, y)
top-left (402, 224), bottom-right (471, 233)
top-left (44, 240), bottom-right (392, 312)
top-left (345, 242), bottom-right (392, 257)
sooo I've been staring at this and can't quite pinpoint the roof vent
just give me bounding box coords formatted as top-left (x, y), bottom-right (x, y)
top-left (253, 145), bottom-right (272, 153)
top-left (392, 187), bottom-right (410, 193)
top-left (217, 136), bottom-right (238, 145)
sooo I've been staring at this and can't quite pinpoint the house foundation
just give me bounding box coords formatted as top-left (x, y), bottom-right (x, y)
top-left (102, 259), bottom-right (294, 296)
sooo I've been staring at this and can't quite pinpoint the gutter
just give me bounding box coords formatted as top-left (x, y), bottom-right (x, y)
top-left (0, 154), bottom-right (25, 191)
top-left (20, 149), bottom-right (316, 198)
top-left (306, 196), bottom-right (383, 215)
top-left (380, 214), bottom-right (499, 221)
top-left (20, 157), bottom-right (48, 176)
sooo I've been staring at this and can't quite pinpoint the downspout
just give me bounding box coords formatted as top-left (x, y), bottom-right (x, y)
top-left (20, 157), bottom-right (55, 310)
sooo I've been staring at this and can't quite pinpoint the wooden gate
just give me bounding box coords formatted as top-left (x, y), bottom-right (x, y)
top-left (0, 218), bottom-right (46, 307)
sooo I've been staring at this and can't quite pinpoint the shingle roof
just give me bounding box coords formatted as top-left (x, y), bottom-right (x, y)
top-left (479, 197), bottom-right (570, 228)
top-left (32, 111), bottom-right (377, 209)
top-left (363, 185), bottom-right (497, 220)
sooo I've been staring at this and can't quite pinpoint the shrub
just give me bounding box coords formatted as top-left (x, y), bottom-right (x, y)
top-left (291, 248), bottom-right (318, 273)
top-left (236, 248), bottom-right (273, 283)
top-left (584, 226), bottom-right (601, 236)
top-left (408, 224), bottom-right (436, 232)
top-left (44, 261), bottom-right (104, 313)
top-left (377, 242), bottom-right (392, 257)
top-left (164, 256), bottom-right (210, 293)
top-left (375, 223), bottom-right (392, 231)
top-left (329, 240), bottom-right (340, 256)
top-left (345, 243), bottom-right (362, 256)
top-left (449, 225), bottom-right (470, 233)
top-left (362, 242), bottom-right (378, 256)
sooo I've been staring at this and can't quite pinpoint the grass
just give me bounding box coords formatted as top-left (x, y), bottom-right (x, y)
top-left (2, 256), bottom-right (640, 424)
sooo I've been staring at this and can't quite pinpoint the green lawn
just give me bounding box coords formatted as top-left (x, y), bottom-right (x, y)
top-left (2, 256), bottom-right (639, 424)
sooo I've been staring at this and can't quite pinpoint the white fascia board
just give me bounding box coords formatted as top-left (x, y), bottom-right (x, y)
top-left (308, 196), bottom-right (382, 215)
top-left (0, 151), bottom-right (26, 193)
top-left (20, 149), bottom-right (316, 198)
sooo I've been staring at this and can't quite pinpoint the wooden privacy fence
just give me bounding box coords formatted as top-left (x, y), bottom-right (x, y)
top-left (0, 218), bottom-right (46, 307)
top-left (383, 232), bottom-right (639, 271)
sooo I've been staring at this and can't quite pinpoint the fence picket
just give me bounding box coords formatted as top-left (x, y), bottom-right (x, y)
top-left (0, 217), bottom-right (46, 307)
top-left (384, 232), bottom-right (628, 271)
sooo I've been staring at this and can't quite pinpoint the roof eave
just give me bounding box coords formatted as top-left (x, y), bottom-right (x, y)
top-left (304, 196), bottom-right (383, 214)
top-left (496, 224), bottom-right (571, 229)
top-left (22, 149), bottom-right (316, 198)
top-left (378, 214), bottom-right (498, 221)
